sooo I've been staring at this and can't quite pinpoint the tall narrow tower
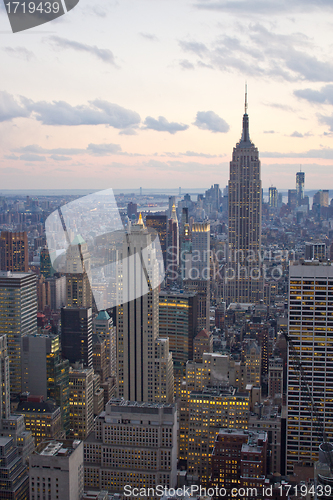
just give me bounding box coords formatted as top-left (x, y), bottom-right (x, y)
top-left (226, 88), bottom-right (263, 304)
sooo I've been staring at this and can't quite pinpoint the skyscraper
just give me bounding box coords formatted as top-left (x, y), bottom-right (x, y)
top-left (66, 235), bottom-right (92, 308)
top-left (0, 231), bottom-right (28, 272)
top-left (269, 186), bottom-right (278, 208)
top-left (116, 218), bottom-right (173, 402)
top-left (226, 89), bottom-right (263, 304)
top-left (287, 262), bottom-right (333, 474)
top-left (61, 307), bottom-right (93, 368)
top-left (0, 271), bottom-right (37, 394)
top-left (296, 170), bottom-right (305, 207)
top-left (145, 213), bottom-right (168, 268)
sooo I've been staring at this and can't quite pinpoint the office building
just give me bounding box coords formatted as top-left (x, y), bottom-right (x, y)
top-left (211, 429), bottom-right (268, 494)
top-left (288, 189), bottom-right (297, 208)
top-left (159, 290), bottom-right (198, 374)
top-left (84, 399), bottom-right (177, 493)
top-left (29, 439), bottom-right (84, 500)
top-left (117, 220), bottom-right (173, 403)
top-left (146, 214), bottom-right (168, 268)
top-left (16, 398), bottom-right (63, 445)
top-left (69, 366), bottom-right (94, 440)
top-left (40, 247), bottom-right (53, 278)
top-left (0, 231), bottom-right (28, 272)
top-left (21, 333), bottom-right (70, 433)
top-left (127, 202), bottom-right (137, 220)
top-left (313, 189), bottom-right (329, 208)
top-left (296, 171), bottom-right (305, 206)
top-left (0, 334), bottom-right (10, 422)
top-left (193, 329), bottom-right (213, 362)
top-left (167, 205), bottom-right (179, 279)
top-left (244, 340), bottom-right (261, 387)
top-left (61, 307), bottom-right (93, 368)
top-left (46, 275), bottom-right (66, 310)
top-left (287, 262), bottom-right (333, 474)
top-left (0, 436), bottom-right (29, 499)
top-left (183, 278), bottom-right (210, 331)
top-left (66, 235), bottom-right (92, 308)
top-left (269, 187), bottom-right (278, 208)
top-left (226, 91), bottom-right (263, 305)
top-left (305, 242), bottom-right (326, 261)
top-left (187, 387), bottom-right (249, 485)
top-left (268, 357), bottom-right (283, 399)
top-left (0, 271), bottom-right (37, 394)
top-left (93, 310), bottom-right (116, 379)
top-left (154, 338), bottom-right (174, 403)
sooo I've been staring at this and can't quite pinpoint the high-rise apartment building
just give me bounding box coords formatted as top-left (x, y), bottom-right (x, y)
top-left (29, 439), bottom-right (84, 500)
top-left (226, 91), bottom-right (263, 305)
top-left (61, 307), bottom-right (93, 368)
top-left (0, 231), bottom-right (28, 272)
top-left (84, 399), bottom-right (177, 493)
top-left (0, 271), bottom-right (37, 394)
top-left (287, 262), bottom-right (333, 474)
top-left (117, 220), bottom-right (173, 403)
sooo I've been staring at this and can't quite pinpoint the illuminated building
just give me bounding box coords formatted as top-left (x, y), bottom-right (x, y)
top-left (0, 231), bottom-right (28, 272)
top-left (211, 429), bottom-right (267, 495)
top-left (61, 307), bottom-right (93, 368)
top-left (305, 242), bottom-right (326, 261)
top-left (159, 290), bottom-right (198, 375)
top-left (146, 214), bottom-right (168, 268)
top-left (66, 235), bottom-right (92, 308)
top-left (167, 205), bottom-right (179, 279)
top-left (21, 333), bottom-right (70, 433)
top-left (269, 187), bottom-right (278, 208)
top-left (243, 340), bottom-right (261, 387)
top-left (117, 219), bottom-right (173, 403)
top-left (16, 398), bottom-right (63, 445)
top-left (0, 271), bottom-right (37, 395)
top-left (92, 334), bottom-right (109, 384)
top-left (226, 90), bottom-right (263, 305)
top-left (187, 387), bottom-right (249, 485)
top-left (84, 399), bottom-right (177, 493)
top-left (0, 436), bottom-right (29, 499)
top-left (193, 328), bottom-right (213, 362)
top-left (69, 366), bottom-right (94, 441)
top-left (154, 338), bottom-right (174, 403)
top-left (29, 439), bottom-right (84, 500)
top-left (40, 247), bottom-right (53, 278)
top-left (287, 262), bottom-right (333, 474)
top-left (0, 334), bottom-right (10, 421)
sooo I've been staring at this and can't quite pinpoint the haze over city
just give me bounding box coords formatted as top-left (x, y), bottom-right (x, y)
top-left (0, 0), bottom-right (333, 189)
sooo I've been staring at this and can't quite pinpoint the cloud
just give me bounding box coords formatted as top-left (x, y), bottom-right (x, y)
top-left (86, 143), bottom-right (122, 156)
top-left (139, 33), bottom-right (159, 42)
top-left (264, 130), bottom-right (275, 134)
top-left (193, 111), bottom-right (229, 133)
top-left (3, 47), bottom-right (34, 61)
top-left (50, 155), bottom-right (72, 161)
top-left (194, 0), bottom-right (333, 15)
top-left (119, 128), bottom-right (138, 135)
top-left (261, 148), bottom-right (333, 159)
top-left (15, 145), bottom-right (85, 155)
top-left (180, 59), bottom-right (195, 70)
top-left (290, 131), bottom-right (304, 137)
top-left (19, 153), bottom-right (46, 162)
top-left (182, 151), bottom-right (223, 158)
top-left (4, 154), bottom-right (19, 160)
top-left (143, 116), bottom-right (189, 134)
top-left (0, 91), bottom-right (30, 122)
top-left (294, 84), bottom-right (333, 105)
top-left (318, 115), bottom-right (333, 132)
top-left (48, 36), bottom-right (118, 66)
top-left (179, 24), bottom-right (333, 82)
top-left (27, 99), bottom-right (141, 128)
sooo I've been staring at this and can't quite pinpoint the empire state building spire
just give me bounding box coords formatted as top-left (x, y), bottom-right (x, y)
top-left (240, 83), bottom-right (252, 146)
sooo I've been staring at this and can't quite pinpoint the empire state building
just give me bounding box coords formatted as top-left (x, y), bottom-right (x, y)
top-left (225, 89), bottom-right (263, 304)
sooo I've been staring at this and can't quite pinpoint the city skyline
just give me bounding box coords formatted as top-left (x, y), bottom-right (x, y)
top-left (0, 1), bottom-right (332, 189)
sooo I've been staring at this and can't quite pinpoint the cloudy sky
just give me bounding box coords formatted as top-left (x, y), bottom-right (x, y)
top-left (0, 0), bottom-right (333, 190)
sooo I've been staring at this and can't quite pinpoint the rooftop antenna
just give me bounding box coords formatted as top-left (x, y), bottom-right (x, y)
top-left (245, 82), bottom-right (248, 114)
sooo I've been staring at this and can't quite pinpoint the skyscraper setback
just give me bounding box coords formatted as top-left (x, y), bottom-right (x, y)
top-left (226, 89), bottom-right (263, 304)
